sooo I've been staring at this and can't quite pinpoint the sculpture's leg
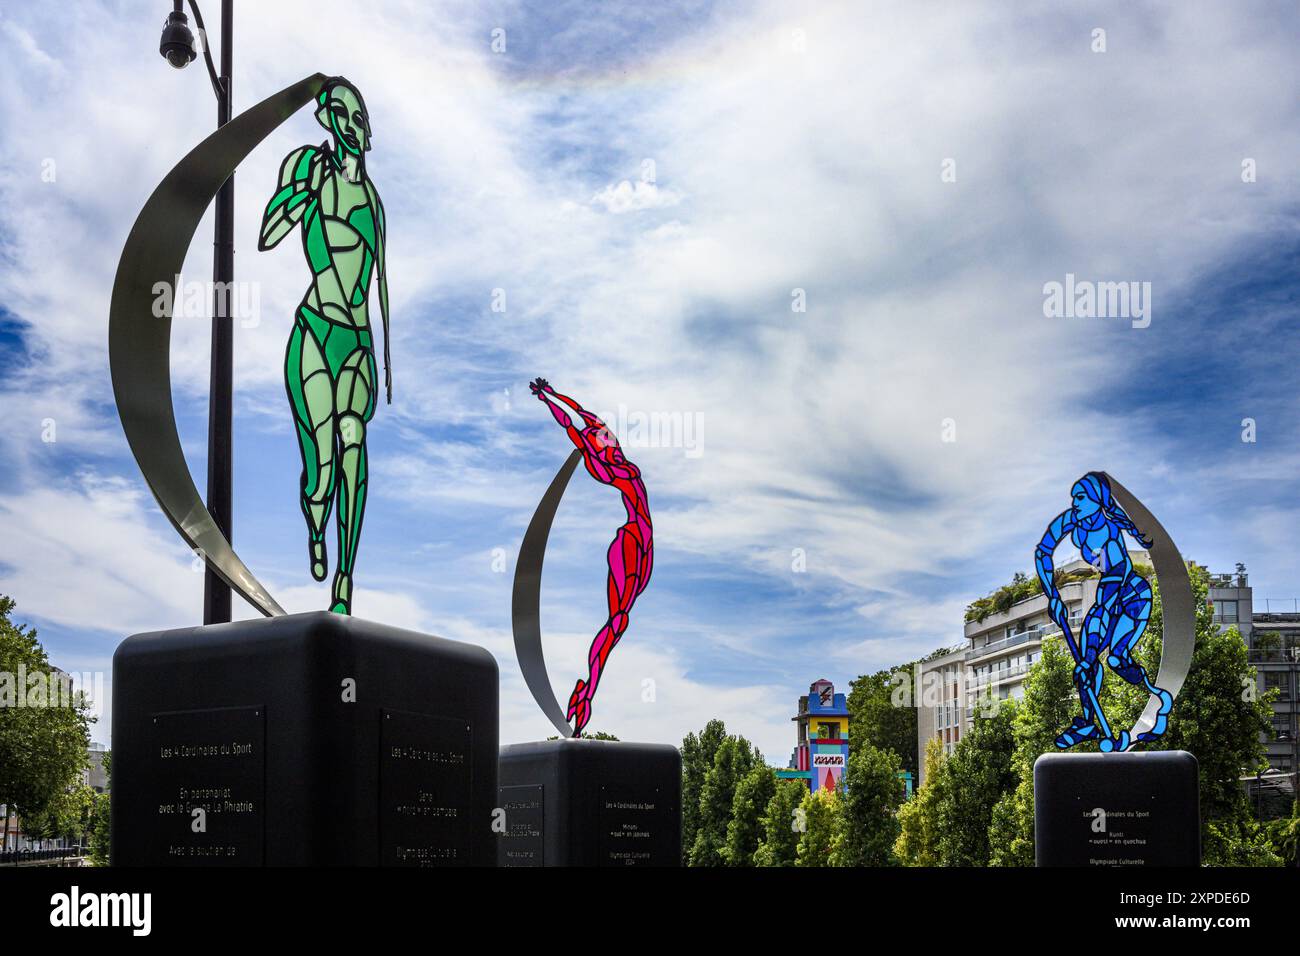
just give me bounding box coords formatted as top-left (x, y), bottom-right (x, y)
top-left (1106, 580), bottom-right (1172, 741)
top-left (329, 342), bottom-right (375, 615)
top-left (567, 527), bottom-right (642, 734)
top-left (1060, 604), bottom-right (1113, 745)
top-left (285, 310), bottom-right (337, 581)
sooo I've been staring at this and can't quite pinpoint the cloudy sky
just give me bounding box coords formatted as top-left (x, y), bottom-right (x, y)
top-left (1, 0), bottom-right (1298, 762)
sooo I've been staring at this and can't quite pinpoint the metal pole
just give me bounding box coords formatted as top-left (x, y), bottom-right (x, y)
top-left (202, 0), bottom-right (234, 624)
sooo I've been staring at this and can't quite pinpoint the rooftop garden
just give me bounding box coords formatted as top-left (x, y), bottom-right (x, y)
top-left (964, 566), bottom-right (1101, 624)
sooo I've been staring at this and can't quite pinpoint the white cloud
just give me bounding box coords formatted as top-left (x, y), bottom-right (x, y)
top-left (0, 475), bottom-right (202, 636)
top-left (590, 178), bottom-right (683, 214)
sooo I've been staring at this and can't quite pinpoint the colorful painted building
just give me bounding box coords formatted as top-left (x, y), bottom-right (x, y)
top-left (776, 678), bottom-right (850, 792)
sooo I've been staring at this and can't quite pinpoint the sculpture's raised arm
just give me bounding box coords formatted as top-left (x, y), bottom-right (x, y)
top-left (258, 144), bottom-right (320, 251)
top-left (530, 378), bottom-right (587, 446)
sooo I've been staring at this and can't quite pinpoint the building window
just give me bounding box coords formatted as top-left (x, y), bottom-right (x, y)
top-left (1263, 671), bottom-right (1291, 697)
top-left (1214, 599), bottom-right (1238, 623)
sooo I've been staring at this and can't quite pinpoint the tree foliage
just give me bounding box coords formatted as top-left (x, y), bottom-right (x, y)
top-left (794, 787), bottom-right (839, 867)
top-left (831, 743), bottom-right (903, 866)
top-left (936, 700), bottom-right (1017, 866)
top-left (988, 634), bottom-right (1078, 866)
top-left (88, 753), bottom-right (111, 867)
top-left (0, 596), bottom-right (93, 851)
top-left (724, 762), bottom-right (776, 866)
top-left (847, 668), bottom-right (917, 777)
top-left (753, 778), bottom-right (805, 867)
top-left (680, 719), bottom-right (728, 864)
top-left (896, 737), bottom-right (948, 866)
top-left (688, 729), bottom-right (762, 866)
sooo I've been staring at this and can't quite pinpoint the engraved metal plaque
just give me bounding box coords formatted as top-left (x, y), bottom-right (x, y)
top-left (598, 785), bottom-right (673, 867)
top-left (380, 709), bottom-right (472, 867)
top-left (1034, 751), bottom-right (1200, 866)
top-left (498, 784), bottom-right (545, 867)
top-left (149, 706), bottom-right (266, 866)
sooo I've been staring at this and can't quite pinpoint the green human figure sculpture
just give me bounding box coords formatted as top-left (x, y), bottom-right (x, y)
top-left (259, 76), bottom-right (389, 615)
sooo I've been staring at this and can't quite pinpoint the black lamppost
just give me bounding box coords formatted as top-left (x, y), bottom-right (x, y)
top-left (159, 1), bottom-right (234, 625)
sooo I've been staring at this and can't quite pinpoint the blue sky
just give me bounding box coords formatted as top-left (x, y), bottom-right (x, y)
top-left (1, 0), bottom-right (1298, 762)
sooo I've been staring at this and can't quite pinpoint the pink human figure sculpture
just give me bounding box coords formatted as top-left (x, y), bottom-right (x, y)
top-left (530, 378), bottom-right (654, 736)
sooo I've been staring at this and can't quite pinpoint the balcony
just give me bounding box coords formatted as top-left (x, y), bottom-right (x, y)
top-left (973, 661), bottom-right (1031, 686)
top-left (1250, 649), bottom-right (1300, 664)
top-left (1256, 600), bottom-right (1300, 614)
top-left (969, 623), bottom-right (1069, 661)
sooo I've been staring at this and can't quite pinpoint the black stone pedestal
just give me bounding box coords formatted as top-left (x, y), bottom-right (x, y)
top-left (1034, 751), bottom-right (1200, 866)
top-left (497, 739), bottom-right (680, 866)
top-left (111, 611), bottom-right (498, 866)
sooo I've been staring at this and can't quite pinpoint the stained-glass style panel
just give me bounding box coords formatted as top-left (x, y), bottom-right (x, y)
top-left (1034, 472), bottom-right (1173, 752)
top-left (259, 77), bottom-right (389, 616)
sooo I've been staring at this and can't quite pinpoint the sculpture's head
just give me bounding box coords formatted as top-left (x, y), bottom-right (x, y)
top-left (1071, 472), bottom-right (1109, 523)
top-left (316, 76), bottom-right (371, 156)
top-left (583, 421), bottom-right (626, 466)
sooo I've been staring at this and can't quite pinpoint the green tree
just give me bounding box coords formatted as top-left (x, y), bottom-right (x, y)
top-left (88, 751), bottom-right (111, 866)
top-left (0, 596), bottom-right (93, 853)
top-left (1203, 816), bottom-right (1283, 866)
top-left (753, 778), bottom-right (806, 867)
top-left (847, 668), bottom-right (917, 778)
top-left (934, 699), bottom-right (1018, 866)
top-left (831, 743), bottom-right (903, 866)
top-left (724, 763), bottom-right (777, 866)
top-left (1159, 620), bottom-right (1275, 865)
top-left (1265, 797), bottom-right (1299, 866)
top-left (24, 782), bottom-right (93, 850)
top-left (680, 719), bottom-right (727, 864)
top-left (988, 635), bottom-right (1077, 866)
top-left (895, 737), bottom-right (948, 866)
top-left (689, 733), bottom-right (761, 866)
top-left (795, 787), bottom-right (840, 867)
top-left (88, 790), bottom-right (112, 865)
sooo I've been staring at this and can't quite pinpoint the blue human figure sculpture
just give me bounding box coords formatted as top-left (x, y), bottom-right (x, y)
top-left (1034, 473), bottom-right (1174, 752)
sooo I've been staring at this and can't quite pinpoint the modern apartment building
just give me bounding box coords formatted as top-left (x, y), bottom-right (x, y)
top-left (1237, 614), bottom-right (1300, 778)
top-left (914, 645), bottom-right (967, 780)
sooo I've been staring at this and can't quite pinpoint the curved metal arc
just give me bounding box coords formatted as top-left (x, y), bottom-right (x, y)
top-left (109, 73), bottom-right (329, 618)
top-left (511, 450), bottom-right (584, 739)
top-left (1103, 473), bottom-right (1196, 739)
